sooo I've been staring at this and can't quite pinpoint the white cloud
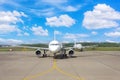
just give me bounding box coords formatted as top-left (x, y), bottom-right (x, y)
top-left (0, 0), bottom-right (20, 7)
top-left (41, 0), bottom-right (68, 5)
top-left (17, 31), bottom-right (30, 37)
top-left (17, 32), bottom-right (30, 36)
top-left (23, 26), bottom-right (29, 30)
top-left (54, 30), bottom-right (62, 35)
top-left (91, 31), bottom-right (97, 35)
top-left (0, 11), bottom-right (27, 34)
top-left (0, 38), bottom-right (23, 45)
top-left (17, 33), bottom-right (22, 36)
top-left (104, 31), bottom-right (120, 37)
top-left (83, 4), bottom-right (120, 29)
top-left (106, 40), bottom-right (116, 43)
top-left (24, 32), bottom-right (29, 36)
top-left (34, 0), bottom-right (80, 17)
top-left (31, 25), bottom-right (48, 36)
top-left (64, 33), bottom-right (89, 39)
top-left (30, 8), bottom-right (55, 17)
top-left (65, 6), bottom-right (79, 11)
top-left (0, 10), bottom-right (27, 24)
top-left (116, 27), bottom-right (120, 31)
top-left (40, 0), bottom-right (80, 12)
top-left (46, 14), bottom-right (75, 27)
top-left (0, 24), bottom-right (20, 34)
top-left (61, 5), bottom-right (81, 12)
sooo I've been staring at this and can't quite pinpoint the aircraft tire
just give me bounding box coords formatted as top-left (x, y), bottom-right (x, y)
top-left (43, 54), bottom-right (47, 57)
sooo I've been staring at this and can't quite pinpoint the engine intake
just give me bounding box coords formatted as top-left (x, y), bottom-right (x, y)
top-left (35, 50), bottom-right (41, 56)
top-left (68, 50), bottom-right (74, 56)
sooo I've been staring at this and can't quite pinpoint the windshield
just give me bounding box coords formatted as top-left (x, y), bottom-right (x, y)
top-left (50, 44), bottom-right (59, 46)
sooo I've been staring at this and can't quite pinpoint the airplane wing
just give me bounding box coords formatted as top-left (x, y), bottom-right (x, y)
top-left (18, 46), bottom-right (49, 51)
top-left (64, 47), bottom-right (74, 50)
top-left (18, 45), bottom-right (49, 57)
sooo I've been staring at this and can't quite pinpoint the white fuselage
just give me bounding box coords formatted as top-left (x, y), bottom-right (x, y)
top-left (48, 40), bottom-right (62, 53)
top-left (73, 43), bottom-right (82, 49)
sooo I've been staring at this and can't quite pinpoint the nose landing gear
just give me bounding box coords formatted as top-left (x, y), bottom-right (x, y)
top-left (53, 49), bottom-right (68, 59)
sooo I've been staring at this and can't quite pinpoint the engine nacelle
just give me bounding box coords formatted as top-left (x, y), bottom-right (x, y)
top-left (68, 50), bottom-right (74, 56)
top-left (35, 50), bottom-right (41, 57)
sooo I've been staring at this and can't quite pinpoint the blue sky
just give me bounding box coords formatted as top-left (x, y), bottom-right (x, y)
top-left (0, 0), bottom-right (120, 45)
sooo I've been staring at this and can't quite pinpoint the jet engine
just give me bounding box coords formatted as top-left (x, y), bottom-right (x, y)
top-left (68, 49), bottom-right (74, 57)
top-left (35, 50), bottom-right (41, 57)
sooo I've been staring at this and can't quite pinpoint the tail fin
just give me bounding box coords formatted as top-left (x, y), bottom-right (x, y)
top-left (73, 39), bottom-right (77, 48)
top-left (54, 31), bottom-right (56, 40)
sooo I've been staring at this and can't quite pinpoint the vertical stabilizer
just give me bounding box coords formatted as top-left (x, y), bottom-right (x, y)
top-left (74, 41), bottom-right (77, 48)
top-left (74, 39), bottom-right (77, 47)
top-left (54, 31), bottom-right (56, 40)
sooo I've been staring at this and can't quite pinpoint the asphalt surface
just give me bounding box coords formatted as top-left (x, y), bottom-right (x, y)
top-left (0, 51), bottom-right (120, 80)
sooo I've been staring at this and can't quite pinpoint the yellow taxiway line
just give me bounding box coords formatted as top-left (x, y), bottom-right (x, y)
top-left (23, 59), bottom-right (84, 80)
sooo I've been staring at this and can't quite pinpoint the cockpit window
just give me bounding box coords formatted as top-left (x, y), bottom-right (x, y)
top-left (50, 44), bottom-right (59, 46)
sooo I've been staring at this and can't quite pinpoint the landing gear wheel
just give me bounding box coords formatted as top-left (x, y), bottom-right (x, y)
top-left (63, 54), bottom-right (67, 58)
top-left (60, 54), bottom-right (64, 59)
top-left (43, 53), bottom-right (47, 57)
top-left (60, 54), bottom-right (67, 59)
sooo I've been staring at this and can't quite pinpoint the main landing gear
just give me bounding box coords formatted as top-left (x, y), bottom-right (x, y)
top-left (42, 50), bottom-right (47, 57)
top-left (35, 50), bottom-right (47, 58)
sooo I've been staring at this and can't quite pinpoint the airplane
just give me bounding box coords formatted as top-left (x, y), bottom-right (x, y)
top-left (22, 33), bottom-right (83, 59)
top-left (73, 42), bottom-right (83, 51)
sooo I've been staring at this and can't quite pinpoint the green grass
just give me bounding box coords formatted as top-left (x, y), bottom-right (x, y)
top-left (84, 47), bottom-right (120, 51)
top-left (0, 47), bottom-right (35, 51)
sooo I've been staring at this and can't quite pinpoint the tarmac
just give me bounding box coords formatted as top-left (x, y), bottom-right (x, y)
top-left (0, 51), bottom-right (120, 80)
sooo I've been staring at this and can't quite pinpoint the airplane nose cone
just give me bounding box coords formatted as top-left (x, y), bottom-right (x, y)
top-left (49, 40), bottom-right (61, 53)
top-left (49, 47), bottom-right (60, 52)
